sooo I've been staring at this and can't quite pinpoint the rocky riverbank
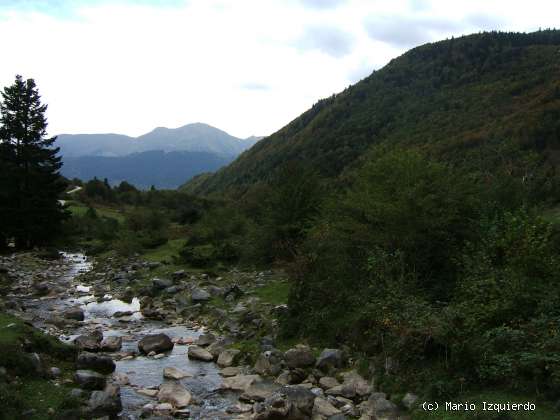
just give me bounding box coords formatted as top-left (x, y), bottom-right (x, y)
top-left (0, 251), bottom-right (419, 419)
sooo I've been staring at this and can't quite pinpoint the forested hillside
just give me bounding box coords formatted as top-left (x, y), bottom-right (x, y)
top-left (184, 30), bottom-right (560, 195)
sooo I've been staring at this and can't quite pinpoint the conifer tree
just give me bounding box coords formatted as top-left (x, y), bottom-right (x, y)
top-left (0, 75), bottom-right (66, 248)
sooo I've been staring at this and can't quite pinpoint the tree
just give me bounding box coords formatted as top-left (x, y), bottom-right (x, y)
top-left (0, 75), bottom-right (66, 248)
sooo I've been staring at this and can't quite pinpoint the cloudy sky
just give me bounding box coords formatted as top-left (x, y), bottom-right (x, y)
top-left (0, 0), bottom-right (557, 138)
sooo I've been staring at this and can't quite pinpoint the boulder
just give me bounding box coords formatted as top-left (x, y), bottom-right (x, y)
top-left (157, 381), bottom-right (192, 408)
top-left (88, 384), bottom-right (122, 418)
top-left (138, 334), bottom-right (173, 354)
top-left (64, 307), bottom-right (85, 321)
top-left (163, 367), bottom-right (191, 380)
top-left (253, 385), bottom-right (316, 420)
top-left (74, 370), bottom-right (106, 390)
top-left (77, 352), bottom-right (116, 374)
top-left (359, 393), bottom-right (399, 419)
top-left (152, 277), bottom-right (173, 290)
top-left (284, 345), bottom-right (315, 369)
top-left (74, 330), bottom-right (103, 352)
top-left (313, 397), bottom-right (342, 417)
top-left (191, 288), bottom-right (210, 303)
top-left (402, 392), bottom-right (419, 410)
top-left (221, 374), bottom-right (262, 392)
top-left (316, 348), bottom-right (344, 371)
top-left (100, 336), bottom-right (122, 352)
top-left (194, 332), bottom-right (216, 347)
top-left (254, 349), bottom-right (284, 376)
top-left (319, 376), bottom-right (340, 390)
top-left (217, 349), bottom-right (241, 367)
top-left (187, 345), bottom-right (213, 362)
top-left (240, 381), bottom-right (281, 402)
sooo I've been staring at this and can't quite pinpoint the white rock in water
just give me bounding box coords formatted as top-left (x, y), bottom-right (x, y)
top-left (163, 367), bottom-right (191, 380)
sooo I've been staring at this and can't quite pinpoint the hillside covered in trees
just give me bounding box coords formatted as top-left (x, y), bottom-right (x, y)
top-left (184, 30), bottom-right (560, 196)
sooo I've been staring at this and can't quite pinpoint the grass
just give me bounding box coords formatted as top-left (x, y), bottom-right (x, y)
top-left (411, 390), bottom-right (559, 420)
top-left (0, 313), bottom-right (78, 419)
top-left (66, 200), bottom-right (125, 223)
top-left (142, 238), bottom-right (187, 263)
top-left (252, 280), bottom-right (290, 305)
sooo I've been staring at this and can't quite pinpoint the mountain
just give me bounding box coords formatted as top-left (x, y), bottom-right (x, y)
top-left (182, 30), bottom-right (560, 195)
top-left (56, 123), bottom-right (262, 188)
top-left (56, 123), bottom-right (258, 158)
top-left (61, 150), bottom-right (232, 190)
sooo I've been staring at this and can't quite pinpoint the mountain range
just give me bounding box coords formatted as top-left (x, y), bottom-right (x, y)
top-left (56, 123), bottom-right (262, 189)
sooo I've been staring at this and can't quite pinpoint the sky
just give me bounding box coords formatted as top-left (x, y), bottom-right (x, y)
top-left (0, 0), bottom-right (557, 139)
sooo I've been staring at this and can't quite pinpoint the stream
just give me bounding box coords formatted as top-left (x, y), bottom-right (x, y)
top-left (21, 252), bottom-right (241, 419)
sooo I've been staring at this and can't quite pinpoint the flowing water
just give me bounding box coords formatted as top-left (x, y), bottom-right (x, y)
top-left (22, 252), bottom-right (240, 419)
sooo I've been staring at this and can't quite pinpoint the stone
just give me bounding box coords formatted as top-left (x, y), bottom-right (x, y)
top-left (172, 270), bottom-right (186, 279)
top-left (100, 336), bottom-right (122, 352)
top-left (77, 352), bottom-right (116, 374)
top-left (316, 348), bottom-right (344, 371)
top-left (112, 311), bottom-right (133, 318)
top-left (137, 388), bottom-right (159, 397)
top-left (138, 333), bottom-right (174, 354)
top-left (163, 367), bottom-right (191, 380)
top-left (29, 353), bottom-right (43, 374)
top-left (48, 367), bottom-right (62, 378)
top-left (319, 376), bottom-right (340, 390)
top-left (402, 392), bottom-right (419, 410)
top-left (253, 385), bottom-right (316, 420)
top-left (217, 349), bottom-right (241, 367)
top-left (359, 393), bottom-right (399, 419)
top-left (194, 332), bottom-right (216, 347)
top-left (191, 288), bottom-right (210, 303)
top-left (220, 366), bottom-right (242, 377)
top-left (284, 345), bottom-right (315, 369)
top-left (221, 374), bottom-right (262, 392)
top-left (254, 349), bottom-right (284, 376)
top-left (313, 397), bottom-right (342, 417)
top-left (154, 402), bottom-right (173, 415)
top-left (74, 330), bottom-right (103, 352)
top-left (63, 306), bottom-right (85, 321)
top-left (157, 381), bottom-right (192, 408)
top-left (152, 277), bottom-right (173, 290)
top-left (74, 370), bottom-right (106, 390)
top-left (187, 345), bottom-right (214, 361)
top-left (240, 381), bottom-right (281, 402)
top-left (88, 384), bottom-right (122, 418)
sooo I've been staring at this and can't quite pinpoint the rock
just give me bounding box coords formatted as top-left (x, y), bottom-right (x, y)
top-left (152, 277), bottom-right (173, 290)
top-left (240, 381), bottom-right (281, 402)
top-left (194, 332), bottom-right (216, 347)
top-left (112, 311), bottom-right (132, 318)
top-left (187, 345), bottom-right (214, 362)
top-left (313, 397), bottom-right (342, 417)
top-left (112, 373), bottom-right (130, 385)
top-left (172, 270), bottom-right (186, 279)
top-left (284, 345), bottom-right (315, 369)
top-left (34, 282), bottom-right (50, 295)
top-left (402, 392), bottom-right (419, 410)
top-left (359, 393), bottom-right (399, 419)
top-left (254, 349), bottom-right (284, 376)
top-left (88, 384), bottom-right (122, 418)
top-left (222, 374), bottom-right (262, 392)
top-left (138, 333), bottom-right (173, 354)
top-left (316, 348), bottom-right (344, 371)
top-left (48, 367), bottom-right (62, 378)
top-left (154, 402), bottom-right (173, 415)
top-left (217, 349), bottom-right (241, 367)
top-left (163, 367), bottom-right (191, 380)
top-left (100, 336), bottom-right (122, 352)
top-left (157, 381), bottom-right (192, 408)
top-left (64, 307), bottom-right (85, 321)
top-left (74, 330), bottom-right (103, 352)
top-left (74, 370), bottom-right (106, 390)
top-left (318, 377), bottom-right (339, 390)
top-left (29, 352), bottom-right (43, 374)
top-left (191, 288), bottom-right (210, 303)
top-left (137, 388), bottom-right (159, 397)
top-left (77, 352), bottom-right (116, 374)
top-left (254, 385), bottom-right (316, 420)
top-left (220, 366), bottom-right (243, 377)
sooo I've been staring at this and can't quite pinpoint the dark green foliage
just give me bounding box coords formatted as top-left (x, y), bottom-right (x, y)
top-left (0, 75), bottom-right (67, 248)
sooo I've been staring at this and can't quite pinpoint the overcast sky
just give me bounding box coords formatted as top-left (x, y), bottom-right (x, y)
top-left (0, 0), bottom-right (557, 138)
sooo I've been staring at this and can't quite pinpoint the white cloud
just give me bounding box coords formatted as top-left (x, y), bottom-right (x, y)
top-left (0, 0), bottom-right (558, 138)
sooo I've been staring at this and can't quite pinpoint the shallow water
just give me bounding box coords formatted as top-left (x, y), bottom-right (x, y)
top-left (27, 252), bottom-right (240, 419)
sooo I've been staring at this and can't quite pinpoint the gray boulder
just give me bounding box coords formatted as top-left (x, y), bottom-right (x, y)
top-left (100, 336), bottom-right (122, 352)
top-left (74, 330), bottom-right (103, 352)
top-left (74, 370), bottom-right (106, 390)
top-left (64, 307), bottom-right (85, 321)
top-left (138, 333), bottom-right (173, 354)
top-left (217, 349), bottom-right (241, 368)
top-left (157, 381), bottom-right (192, 408)
top-left (191, 288), bottom-right (210, 303)
top-left (88, 384), bottom-right (122, 418)
top-left (77, 352), bottom-right (116, 374)
top-left (194, 332), bottom-right (216, 347)
top-left (152, 277), bottom-right (173, 290)
top-left (316, 348), bottom-right (344, 371)
top-left (187, 345), bottom-right (213, 362)
top-left (253, 385), bottom-right (316, 419)
top-left (284, 345), bottom-right (315, 369)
